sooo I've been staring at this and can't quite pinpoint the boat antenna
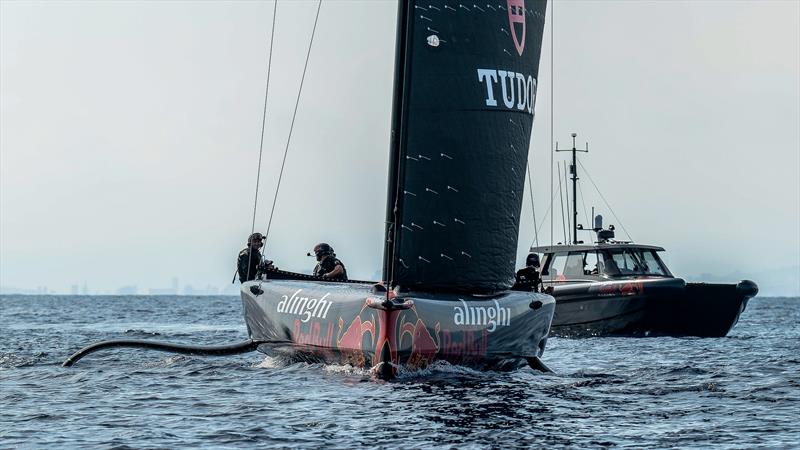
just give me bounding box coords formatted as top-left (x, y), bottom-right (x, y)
top-left (556, 132), bottom-right (588, 244)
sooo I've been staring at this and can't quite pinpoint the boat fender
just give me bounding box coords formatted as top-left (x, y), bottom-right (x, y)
top-left (529, 300), bottom-right (543, 310)
top-left (249, 285), bottom-right (264, 296)
top-left (736, 280), bottom-right (759, 297)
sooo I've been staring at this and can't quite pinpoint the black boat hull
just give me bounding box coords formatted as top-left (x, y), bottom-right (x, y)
top-left (241, 279), bottom-right (555, 377)
top-left (548, 278), bottom-right (757, 337)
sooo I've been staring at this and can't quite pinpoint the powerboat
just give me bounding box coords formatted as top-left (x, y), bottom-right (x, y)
top-left (515, 134), bottom-right (757, 337)
top-left (530, 235), bottom-right (757, 337)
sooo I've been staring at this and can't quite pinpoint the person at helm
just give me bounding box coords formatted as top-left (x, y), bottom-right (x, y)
top-left (237, 232), bottom-right (274, 283)
top-left (311, 243), bottom-right (348, 281)
top-left (515, 253), bottom-right (542, 292)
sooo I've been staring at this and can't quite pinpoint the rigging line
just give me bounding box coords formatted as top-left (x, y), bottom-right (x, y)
top-left (244, 0), bottom-right (278, 285)
top-left (577, 159), bottom-right (634, 241)
top-left (526, 161), bottom-right (539, 248)
top-left (549, 0), bottom-right (554, 247)
top-left (250, 0), bottom-right (279, 236)
top-left (563, 161), bottom-right (571, 243)
top-left (577, 176), bottom-right (590, 229)
top-left (533, 189), bottom-right (556, 246)
top-left (557, 164), bottom-right (567, 244)
top-left (263, 0), bottom-right (323, 246)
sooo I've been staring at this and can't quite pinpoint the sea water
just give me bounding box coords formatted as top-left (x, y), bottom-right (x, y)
top-left (1, 295), bottom-right (797, 448)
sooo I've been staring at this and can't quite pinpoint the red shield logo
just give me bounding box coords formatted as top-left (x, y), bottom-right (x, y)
top-left (507, 0), bottom-right (526, 56)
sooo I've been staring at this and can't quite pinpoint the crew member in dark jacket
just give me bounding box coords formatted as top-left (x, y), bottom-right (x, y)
top-left (237, 232), bottom-right (274, 283)
top-left (311, 243), bottom-right (347, 280)
top-left (516, 253), bottom-right (542, 292)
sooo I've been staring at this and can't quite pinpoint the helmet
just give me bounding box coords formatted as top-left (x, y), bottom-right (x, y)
top-left (313, 243), bottom-right (334, 257)
top-left (247, 232), bottom-right (265, 245)
top-left (526, 253), bottom-right (540, 268)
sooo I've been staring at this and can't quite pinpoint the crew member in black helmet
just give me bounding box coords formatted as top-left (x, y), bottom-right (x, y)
top-left (516, 253), bottom-right (542, 292)
top-left (237, 232), bottom-right (274, 283)
top-left (311, 243), bottom-right (347, 280)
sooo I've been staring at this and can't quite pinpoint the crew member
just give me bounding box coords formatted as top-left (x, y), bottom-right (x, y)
top-left (516, 253), bottom-right (542, 292)
top-left (311, 243), bottom-right (348, 281)
top-left (237, 232), bottom-right (274, 283)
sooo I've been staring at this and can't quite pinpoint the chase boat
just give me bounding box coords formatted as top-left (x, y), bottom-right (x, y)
top-left (530, 230), bottom-right (757, 337)
top-left (517, 135), bottom-right (757, 337)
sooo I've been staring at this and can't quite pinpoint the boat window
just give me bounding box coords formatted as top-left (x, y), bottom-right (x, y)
top-left (543, 252), bottom-right (568, 281)
top-left (563, 252), bottom-right (585, 277)
top-left (600, 248), bottom-right (671, 277)
top-left (638, 250), bottom-right (668, 276)
top-left (610, 250), bottom-right (639, 275)
top-left (584, 251), bottom-right (601, 275)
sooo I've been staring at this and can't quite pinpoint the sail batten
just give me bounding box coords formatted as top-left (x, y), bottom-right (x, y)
top-left (386, 0), bottom-right (548, 293)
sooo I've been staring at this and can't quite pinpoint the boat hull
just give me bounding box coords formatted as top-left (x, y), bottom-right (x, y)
top-left (241, 279), bottom-right (555, 377)
top-left (548, 278), bottom-right (757, 337)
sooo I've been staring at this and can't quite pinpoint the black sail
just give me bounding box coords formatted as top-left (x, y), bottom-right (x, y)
top-left (386, 0), bottom-right (548, 293)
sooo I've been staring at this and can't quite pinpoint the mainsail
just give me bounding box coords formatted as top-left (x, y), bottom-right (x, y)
top-left (385, 0), bottom-right (548, 293)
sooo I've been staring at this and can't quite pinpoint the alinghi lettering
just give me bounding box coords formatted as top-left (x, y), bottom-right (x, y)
top-left (277, 289), bottom-right (334, 323)
top-left (453, 299), bottom-right (511, 333)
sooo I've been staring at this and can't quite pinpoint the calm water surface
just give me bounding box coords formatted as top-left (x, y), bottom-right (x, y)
top-left (1, 295), bottom-right (798, 448)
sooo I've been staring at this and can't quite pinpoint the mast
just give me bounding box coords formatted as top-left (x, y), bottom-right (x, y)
top-left (556, 132), bottom-right (588, 244)
top-left (381, 0), bottom-right (548, 293)
top-left (382, 0), bottom-right (412, 288)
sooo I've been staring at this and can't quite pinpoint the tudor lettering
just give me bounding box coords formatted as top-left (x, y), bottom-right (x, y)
top-left (477, 69), bottom-right (536, 115)
top-left (453, 299), bottom-right (511, 332)
top-left (277, 289), bottom-right (334, 322)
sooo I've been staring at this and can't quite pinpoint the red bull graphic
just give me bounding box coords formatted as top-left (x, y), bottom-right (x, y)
top-left (621, 281), bottom-right (645, 296)
top-left (292, 320), bottom-right (335, 348)
top-left (595, 281), bottom-right (645, 297)
top-left (335, 311), bottom-right (376, 367)
top-left (398, 316), bottom-right (440, 369)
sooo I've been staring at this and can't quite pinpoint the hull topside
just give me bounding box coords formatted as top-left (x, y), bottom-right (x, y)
top-left (241, 279), bottom-right (554, 375)
top-left (547, 278), bottom-right (757, 337)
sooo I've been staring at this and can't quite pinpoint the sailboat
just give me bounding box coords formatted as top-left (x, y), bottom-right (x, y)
top-left (241, 0), bottom-right (555, 378)
top-left (63, 0), bottom-right (556, 378)
top-left (517, 134), bottom-right (758, 337)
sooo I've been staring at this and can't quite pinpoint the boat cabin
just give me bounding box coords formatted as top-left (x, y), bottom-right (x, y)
top-left (530, 243), bottom-right (674, 284)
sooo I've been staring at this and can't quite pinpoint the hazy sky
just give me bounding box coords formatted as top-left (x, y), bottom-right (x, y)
top-left (2, 1), bottom-right (798, 295)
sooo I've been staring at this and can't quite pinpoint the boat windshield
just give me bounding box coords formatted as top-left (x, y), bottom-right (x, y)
top-left (601, 248), bottom-right (671, 278)
top-left (542, 247), bottom-right (672, 281)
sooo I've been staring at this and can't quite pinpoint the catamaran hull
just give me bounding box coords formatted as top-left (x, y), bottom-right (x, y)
top-left (241, 280), bottom-right (555, 377)
top-left (548, 278), bottom-right (757, 337)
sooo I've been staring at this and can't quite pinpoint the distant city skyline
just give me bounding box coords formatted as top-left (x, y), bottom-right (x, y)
top-left (1, 276), bottom-right (241, 296)
top-left (2, 263), bottom-right (797, 297)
